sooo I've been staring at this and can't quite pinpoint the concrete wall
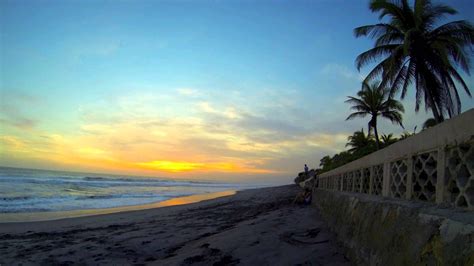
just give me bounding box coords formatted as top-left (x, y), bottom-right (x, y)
top-left (313, 110), bottom-right (474, 264)
top-left (319, 108), bottom-right (474, 210)
top-left (313, 189), bottom-right (474, 265)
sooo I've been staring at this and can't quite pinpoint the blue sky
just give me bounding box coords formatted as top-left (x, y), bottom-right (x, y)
top-left (1, 0), bottom-right (473, 183)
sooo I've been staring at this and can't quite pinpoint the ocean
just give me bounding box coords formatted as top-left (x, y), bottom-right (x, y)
top-left (0, 167), bottom-right (258, 214)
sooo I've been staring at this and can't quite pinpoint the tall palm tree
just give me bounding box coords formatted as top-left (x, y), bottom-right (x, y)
top-left (346, 81), bottom-right (405, 149)
top-left (354, 0), bottom-right (473, 122)
top-left (345, 129), bottom-right (375, 153)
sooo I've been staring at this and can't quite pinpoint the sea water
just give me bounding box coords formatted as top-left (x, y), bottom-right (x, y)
top-left (0, 167), bottom-right (256, 213)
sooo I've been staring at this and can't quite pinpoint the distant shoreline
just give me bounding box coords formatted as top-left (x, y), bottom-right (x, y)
top-left (0, 190), bottom-right (236, 223)
top-left (0, 166), bottom-right (265, 215)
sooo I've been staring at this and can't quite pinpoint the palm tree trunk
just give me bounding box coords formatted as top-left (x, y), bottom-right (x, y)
top-left (372, 115), bottom-right (380, 150)
top-left (374, 125), bottom-right (380, 150)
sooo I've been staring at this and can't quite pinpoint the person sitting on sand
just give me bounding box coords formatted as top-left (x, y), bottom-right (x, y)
top-left (293, 188), bottom-right (312, 205)
top-left (293, 191), bottom-right (304, 204)
top-left (303, 188), bottom-right (312, 205)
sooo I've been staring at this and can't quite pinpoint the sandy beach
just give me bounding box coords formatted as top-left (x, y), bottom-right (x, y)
top-left (0, 185), bottom-right (350, 265)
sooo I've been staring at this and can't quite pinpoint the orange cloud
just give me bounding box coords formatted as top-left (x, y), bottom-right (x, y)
top-left (135, 160), bottom-right (275, 174)
top-left (136, 160), bottom-right (204, 172)
top-left (0, 90), bottom-right (349, 181)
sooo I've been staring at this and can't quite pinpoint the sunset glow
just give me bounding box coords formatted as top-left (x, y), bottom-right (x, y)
top-left (1, 0), bottom-right (472, 183)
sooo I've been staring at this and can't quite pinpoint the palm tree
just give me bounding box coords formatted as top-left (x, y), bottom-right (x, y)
top-left (381, 133), bottom-right (398, 147)
top-left (354, 0), bottom-right (473, 122)
top-left (346, 81), bottom-right (405, 149)
top-left (319, 155), bottom-right (332, 169)
top-left (345, 129), bottom-right (375, 153)
top-left (422, 117), bottom-right (438, 129)
top-left (400, 131), bottom-right (414, 140)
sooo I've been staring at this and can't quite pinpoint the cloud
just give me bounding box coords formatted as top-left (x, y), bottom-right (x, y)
top-left (235, 113), bottom-right (308, 139)
top-left (0, 88), bottom-right (355, 181)
top-left (0, 117), bottom-right (36, 130)
top-left (136, 160), bottom-right (274, 174)
top-left (0, 91), bottom-right (40, 130)
top-left (177, 88), bottom-right (198, 96)
top-left (197, 101), bottom-right (216, 113)
top-left (0, 136), bottom-right (27, 150)
top-left (197, 101), bottom-right (241, 119)
top-left (320, 63), bottom-right (364, 81)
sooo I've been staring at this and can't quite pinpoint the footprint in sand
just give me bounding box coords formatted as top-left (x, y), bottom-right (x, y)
top-left (249, 240), bottom-right (260, 246)
top-left (279, 228), bottom-right (329, 246)
top-left (181, 245), bottom-right (239, 266)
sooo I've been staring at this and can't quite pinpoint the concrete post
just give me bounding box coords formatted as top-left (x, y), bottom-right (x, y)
top-left (436, 147), bottom-right (446, 204)
top-left (369, 166), bottom-right (374, 195)
top-left (406, 156), bottom-right (413, 200)
top-left (352, 171), bottom-right (356, 192)
top-left (339, 175), bottom-right (343, 191)
top-left (340, 174), bottom-right (344, 191)
top-left (360, 169), bottom-right (364, 193)
top-left (382, 162), bottom-right (390, 197)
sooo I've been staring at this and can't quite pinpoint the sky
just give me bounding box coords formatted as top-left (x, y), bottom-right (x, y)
top-left (1, 0), bottom-right (473, 184)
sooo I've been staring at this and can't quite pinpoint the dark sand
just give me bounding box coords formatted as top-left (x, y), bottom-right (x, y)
top-left (0, 185), bottom-right (350, 265)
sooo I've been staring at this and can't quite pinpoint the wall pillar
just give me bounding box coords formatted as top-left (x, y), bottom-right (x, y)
top-left (339, 175), bottom-right (343, 191)
top-left (436, 147), bottom-right (446, 204)
top-left (352, 172), bottom-right (356, 192)
top-left (369, 166), bottom-right (374, 195)
top-left (382, 162), bottom-right (390, 197)
top-left (406, 156), bottom-right (413, 200)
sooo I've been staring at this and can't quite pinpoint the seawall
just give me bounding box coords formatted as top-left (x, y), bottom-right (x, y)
top-left (312, 189), bottom-right (474, 265)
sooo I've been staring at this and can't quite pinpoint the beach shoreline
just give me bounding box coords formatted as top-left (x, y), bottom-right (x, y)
top-left (0, 185), bottom-right (349, 265)
top-left (0, 190), bottom-right (237, 223)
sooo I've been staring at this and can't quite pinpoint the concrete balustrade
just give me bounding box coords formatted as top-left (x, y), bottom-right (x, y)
top-left (318, 108), bottom-right (474, 210)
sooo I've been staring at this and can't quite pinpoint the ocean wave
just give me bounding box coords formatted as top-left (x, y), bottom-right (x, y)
top-left (0, 192), bottom-right (186, 204)
top-left (0, 175), bottom-right (239, 189)
top-left (75, 193), bottom-right (182, 200)
top-left (0, 196), bottom-right (32, 201)
top-left (0, 193), bottom-right (173, 213)
top-left (0, 207), bottom-right (50, 213)
top-left (83, 176), bottom-right (109, 181)
top-left (0, 167), bottom-right (253, 214)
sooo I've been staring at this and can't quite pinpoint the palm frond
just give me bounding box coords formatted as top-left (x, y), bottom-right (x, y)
top-left (355, 0), bottom-right (472, 122)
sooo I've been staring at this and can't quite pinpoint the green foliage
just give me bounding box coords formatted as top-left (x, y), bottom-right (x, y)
top-left (422, 118), bottom-right (438, 129)
top-left (399, 131), bottom-right (414, 140)
top-left (354, 0), bottom-right (474, 122)
top-left (346, 81), bottom-right (404, 149)
top-left (345, 128), bottom-right (375, 153)
top-left (381, 133), bottom-right (398, 147)
top-left (318, 130), bottom-right (378, 173)
top-left (316, 0), bottom-right (473, 175)
top-left (317, 129), bottom-right (422, 174)
top-left (294, 168), bottom-right (323, 185)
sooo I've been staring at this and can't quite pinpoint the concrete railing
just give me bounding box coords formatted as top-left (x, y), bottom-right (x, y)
top-left (318, 108), bottom-right (474, 210)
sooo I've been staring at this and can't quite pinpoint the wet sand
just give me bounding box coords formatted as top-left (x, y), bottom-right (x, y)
top-left (0, 190), bottom-right (237, 223)
top-left (0, 185), bottom-right (350, 265)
